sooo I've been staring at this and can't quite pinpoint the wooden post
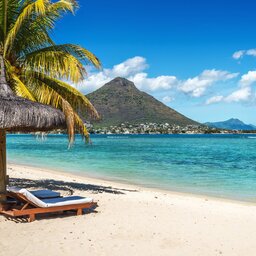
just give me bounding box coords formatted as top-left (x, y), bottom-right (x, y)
top-left (0, 129), bottom-right (6, 210)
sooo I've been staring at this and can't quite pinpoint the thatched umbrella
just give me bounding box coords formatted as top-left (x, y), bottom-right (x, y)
top-left (0, 55), bottom-right (66, 209)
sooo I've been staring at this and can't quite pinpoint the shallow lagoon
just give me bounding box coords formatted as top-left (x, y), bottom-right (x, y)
top-left (7, 134), bottom-right (256, 202)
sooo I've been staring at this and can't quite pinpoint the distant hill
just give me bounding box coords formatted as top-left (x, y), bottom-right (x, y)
top-left (205, 118), bottom-right (256, 130)
top-left (86, 77), bottom-right (199, 127)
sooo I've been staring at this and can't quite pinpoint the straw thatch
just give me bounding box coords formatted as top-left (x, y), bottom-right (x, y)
top-left (0, 97), bottom-right (66, 132)
top-left (0, 55), bottom-right (66, 132)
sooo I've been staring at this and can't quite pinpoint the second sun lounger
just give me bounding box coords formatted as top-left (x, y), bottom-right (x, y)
top-left (1, 188), bottom-right (97, 222)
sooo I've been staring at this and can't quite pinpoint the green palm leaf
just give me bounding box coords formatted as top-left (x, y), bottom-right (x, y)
top-left (0, 0), bottom-right (101, 143)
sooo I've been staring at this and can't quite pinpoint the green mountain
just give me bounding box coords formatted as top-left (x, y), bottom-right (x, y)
top-left (86, 77), bottom-right (199, 127)
top-left (205, 118), bottom-right (256, 130)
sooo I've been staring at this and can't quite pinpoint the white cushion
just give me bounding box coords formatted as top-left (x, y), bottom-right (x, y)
top-left (42, 196), bottom-right (93, 207)
top-left (9, 187), bottom-right (93, 208)
top-left (8, 187), bottom-right (61, 199)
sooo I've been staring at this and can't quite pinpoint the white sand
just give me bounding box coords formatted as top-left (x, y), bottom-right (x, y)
top-left (1, 164), bottom-right (256, 256)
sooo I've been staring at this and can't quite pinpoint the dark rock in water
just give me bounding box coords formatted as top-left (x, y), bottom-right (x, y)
top-left (85, 77), bottom-right (198, 127)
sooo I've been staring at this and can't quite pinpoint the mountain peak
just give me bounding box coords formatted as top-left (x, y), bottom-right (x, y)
top-left (227, 118), bottom-right (242, 123)
top-left (105, 77), bottom-right (136, 88)
top-left (86, 77), bottom-right (198, 127)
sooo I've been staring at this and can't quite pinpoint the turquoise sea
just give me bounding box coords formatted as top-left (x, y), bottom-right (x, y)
top-left (6, 134), bottom-right (256, 202)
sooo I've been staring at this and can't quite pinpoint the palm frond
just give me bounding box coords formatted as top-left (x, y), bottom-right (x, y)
top-left (5, 60), bottom-right (36, 101)
top-left (62, 98), bottom-right (75, 145)
top-left (0, 0), bottom-right (100, 144)
top-left (24, 50), bottom-right (86, 83)
top-left (24, 75), bottom-right (90, 143)
top-left (4, 0), bottom-right (48, 56)
top-left (10, 23), bottom-right (54, 59)
top-left (25, 43), bottom-right (101, 68)
top-left (29, 72), bottom-right (99, 118)
top-left (10, 0), bottom-right (78, 56)
top-left (74, 111), bottom-right (90, 142)
top-left (50, 0), bottom-right (77, 14)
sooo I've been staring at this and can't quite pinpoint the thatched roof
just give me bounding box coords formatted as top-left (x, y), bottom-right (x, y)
top-left (0, 55), bottom-right (66, 132)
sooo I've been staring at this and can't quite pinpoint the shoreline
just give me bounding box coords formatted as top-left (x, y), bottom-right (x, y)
top-left (2, 163), bottom-right (256, 255)
top-left (7, 133), bottom-right (256, 205)
top-left (8, 162), bottom-right (256, 206)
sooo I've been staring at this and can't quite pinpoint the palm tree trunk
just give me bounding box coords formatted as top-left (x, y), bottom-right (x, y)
top-left (0, 129), bottom-right (6, 210)
top-left (0, 53), bottom-right (9, 210)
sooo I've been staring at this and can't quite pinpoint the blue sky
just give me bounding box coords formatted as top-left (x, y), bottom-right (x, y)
top-left (54, 0), bottom-right (256, 124)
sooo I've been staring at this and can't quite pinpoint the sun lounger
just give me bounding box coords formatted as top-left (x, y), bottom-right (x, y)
top-left (1, 188), bottom-right (97, 222)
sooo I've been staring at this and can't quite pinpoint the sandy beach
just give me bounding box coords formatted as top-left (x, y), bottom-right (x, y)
top-left (0, 164), bottom-right (256, 256)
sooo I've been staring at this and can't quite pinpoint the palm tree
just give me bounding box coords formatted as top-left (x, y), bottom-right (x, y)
top-left (0, 0), bottom-right (101, 143)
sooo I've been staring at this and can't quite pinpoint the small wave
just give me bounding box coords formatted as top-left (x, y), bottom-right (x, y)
top-left (107, 136), bottom-right (130, 139)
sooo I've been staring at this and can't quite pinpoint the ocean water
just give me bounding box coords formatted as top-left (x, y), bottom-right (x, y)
top-left (6, 134), bottom-right (256, 202)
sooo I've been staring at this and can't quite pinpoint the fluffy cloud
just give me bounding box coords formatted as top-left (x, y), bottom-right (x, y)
top-left (246, 49), bottom-right (256, 57)
top-left (205, 70), bottom-right (256, 104)
top-left (78, 56), bottom-right (178, 93)
top-left (225, 87), bottom-right (252, 102)
top-left (77, 72), bottom-right (112, 92)
top-left (162, 96), bottom-right (174, 104)
top-left (232, 50), bottom-right (245, 60)
top-left (179, 69), bottom-right (238, 97)
top-left (78, 56), bottom-right (239, 105)
top-left (111, 56), bottom-right (148, 77)
top-left (205, 95), bottom-right (224, 105)
top-left (225, 71), bottom-right (255, 102)
top-left (77, 56), bottom-right (149, 92)
top-left (232, 49), bottom-right (256, 59)
top-left (206, 88), bottom-right (252, 105)
top-left (131, 73), bottom-right (177, 91)
top-left (240, 71), bottom-right (256, 87)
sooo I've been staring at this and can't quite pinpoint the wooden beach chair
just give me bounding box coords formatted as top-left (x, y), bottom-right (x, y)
top-left (0, 188), bottom-right (97, 222)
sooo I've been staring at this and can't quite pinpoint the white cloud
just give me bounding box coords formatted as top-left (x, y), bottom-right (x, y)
top-left (246, 49), bottom-right (256, 57)
top-left (112, 56), bottom-right (148, 77)
top-left (225, 87), bottom-right (251, 102)
top-left (131, 73), bottom-right (177, 91)
top-left (179, 69), bottom-right (238, 97)
top-left (224, 70), bottom-right (256, 102)
top-left (79, 56), bottom-right (178, 93)
top-left (77, 72), bottom-right (112, 92)
top-left (205, 88), bottom-right (252, 105)
top-left (77, 56), bottom-right (147, 93)
top-left (232, 48), bottom-right (256, 60)
top-left (78, 56), bottom-right (240, 106)
top-left (162, 96), bottom-right (174, 104)
top-left (201, 69), bottom-right (238, 80)
top-left (232, 50), bottom-right (245, 60)
top-left (240, 70), bottom-right (256, 87)
top-left (205, 95), bottom-right (224, 105)
top-left (205, 70), bottom-right (256, 104)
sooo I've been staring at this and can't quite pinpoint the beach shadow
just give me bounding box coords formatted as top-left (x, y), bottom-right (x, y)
top-left (3, 205), bottom-right (99, 223)
top-left (9, 177), bottom-right (138, 195)
top-left (4, 216), bottom-right (28, 223)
